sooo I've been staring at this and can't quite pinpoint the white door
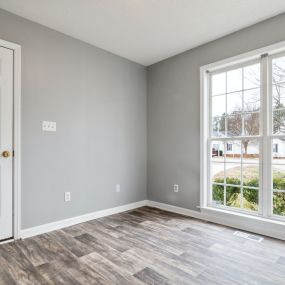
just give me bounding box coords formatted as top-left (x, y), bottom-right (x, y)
top-left (0, 46), bottom-right (13, 240)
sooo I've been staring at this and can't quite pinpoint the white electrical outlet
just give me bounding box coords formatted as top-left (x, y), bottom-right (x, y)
top-left (173, 184), bottom-right (179, 193)
top-left (116, 184), bottom-right (121, 193)
top-left (64, 192), bottom-right (71, 202)
top-left (42, 121), bottom-right (56, 132)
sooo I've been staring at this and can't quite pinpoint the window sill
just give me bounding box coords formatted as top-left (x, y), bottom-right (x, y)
top-left (200, 206), bottom-right (285, 240)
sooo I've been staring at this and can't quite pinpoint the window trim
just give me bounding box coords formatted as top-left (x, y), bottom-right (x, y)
top-left (200, 41), bottom-right (285, 222)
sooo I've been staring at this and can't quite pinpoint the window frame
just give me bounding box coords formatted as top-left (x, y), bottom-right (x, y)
top-left (200, 41), bottom-right (285, 222)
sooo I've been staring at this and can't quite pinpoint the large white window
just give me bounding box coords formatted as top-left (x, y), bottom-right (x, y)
top-left (201, 44), bottom-right (285, 220)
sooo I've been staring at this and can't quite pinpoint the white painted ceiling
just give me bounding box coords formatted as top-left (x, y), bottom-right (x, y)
top-left (0, 0), bottom-right (285, 65)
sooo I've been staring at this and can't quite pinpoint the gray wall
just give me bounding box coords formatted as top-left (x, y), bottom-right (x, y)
top-left (147, 13), bottom-right (285, 210)
top-left (1, 7), bottom-right (285, 230)
top-left (0, 9), bottom-right (147, 229)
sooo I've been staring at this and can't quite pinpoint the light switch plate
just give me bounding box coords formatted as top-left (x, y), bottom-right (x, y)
top-left (42, 121), bottom-right (56, 132)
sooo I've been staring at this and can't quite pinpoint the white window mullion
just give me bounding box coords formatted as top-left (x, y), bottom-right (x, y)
top-left (241, 68), bottom-right (244, 209)
top-left (261, 53), bottom-right (271, 218)
top-left (225, 72), bottom-right (228, 137)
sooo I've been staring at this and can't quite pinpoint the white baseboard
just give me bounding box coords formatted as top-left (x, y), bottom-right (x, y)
top-left (146, 200), bottom-right (203, 219)
top-left (20, 199), bottom-right (285, 241)
top-left (0, 238), bottom-right (15, 245)
top-left (20, 200), bottom-right (147, 239)
top-left (146, 200), bottom-right (285, 241)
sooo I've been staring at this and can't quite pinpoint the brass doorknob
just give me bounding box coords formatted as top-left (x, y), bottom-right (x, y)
top-left (2, 151), bottom-right (10, 158)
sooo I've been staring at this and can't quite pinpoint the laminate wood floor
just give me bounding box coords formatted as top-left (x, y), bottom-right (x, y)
top-left (1, 206), bottom-right (285, 285)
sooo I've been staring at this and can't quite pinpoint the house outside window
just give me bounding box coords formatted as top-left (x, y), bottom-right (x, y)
top-left (273, 143), bottom-right (278, 153)
top-left (226, 143), bottom-right (233, 152)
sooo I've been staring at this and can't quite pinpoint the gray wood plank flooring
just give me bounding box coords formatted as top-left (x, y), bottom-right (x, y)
top-left (0, 206), bottom-right (285, 285)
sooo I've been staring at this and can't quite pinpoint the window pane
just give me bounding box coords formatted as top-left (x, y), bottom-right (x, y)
top-left (243, 188), bottom-right (258, 211)
top-left (242, 140), bottom-right (259, 162)
top-left (273, 165), bottom-right (285, 190)
top-left (211, 141), bottom-right (224, 162)
top-left (207, 59), bottom-right (285, 217)
top-left (226, 186), bottom-right (241, 207)
top-left (212, 116), bottom-right (226, 137)
top-left (243, 164), bottom-right (259, 187)
top-left (212, 184), bottom-right (224, 206)
top-left (244, 112), bottom-right (260, 136)
top-left (272, 138), bottom-right (285, 163)
top-left (227, 68), bottom-right (242, 93)
top-left (212, 73), bottom-right (226, 95)
top-left (225, 140), bottom-right (241, 163)
top-left (244, 88), bottom-right (260, 112)
top-left (273, 109), bottom-right (285, 134)
top-left (244, 64), bottom-right (260, 89)
top-left (273, 192), bottom-right (285, 216)
top-left (211, 163), bottom-right (224, 184)
top-left (272, 84), bottom-right (285, 110)
top-left (212, 95), bottom-right (226, 117)
top-left (227, 92), bottom-right (242, 114)
top-left (272, 56), bottom-right (285, 84)
top-left (227, 114), bottom-right (242, 136)
top-left (225, 163), bottom-right (241, 185)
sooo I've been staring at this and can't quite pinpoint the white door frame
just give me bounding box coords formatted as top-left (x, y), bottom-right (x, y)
top-left (0, 39), bottom-right (21, 240)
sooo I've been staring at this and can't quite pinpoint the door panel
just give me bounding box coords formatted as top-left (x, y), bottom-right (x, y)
top-left (0, 46), bottom-right (13, 240)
